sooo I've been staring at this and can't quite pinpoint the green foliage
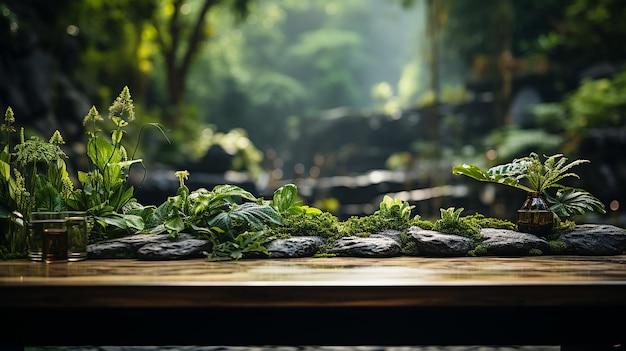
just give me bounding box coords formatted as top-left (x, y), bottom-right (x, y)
top-left (468, 244), bottom-right (488, 257)
top-left (67, 87), bottom-right (148, 241)
top-left (208, 202), bottom-right (282, 234)
top-left (408, 217), bottom-right (434, 230)
top-left (548, 240), bottom-right (567, 253)
top-left (207, 230), bottom-right (270, 261)
top-left (566, 71), bottom-right (626, 130)
top-left (265, 182), bottom-right (340, 253)
top-left (528, 248), bottom-right (543, 256)
top-left (375, 195), bottom-right (415, 222)
top-left (270, 211), bottom-right (339, 239)
top-left (454, 152), bottom-right (586, 193)
top-left (339, 215), bottom-right (401, 237)
top-left (452, 152), bottom-right (605, 223)
top-left (530, 70), bottom-right (626, 142)
top-left (0, 107), bottom-right (74, 254)
top-left (550, 218), bottom-right (577, 239)
top-left (136, 173), bottom-right (288, 260)
top-left (464, 213), bottom-right (517, 230)
top-left (432, 207), bottom-right (482, 239)
top-left (401, 240), bottom-right (420, 256)
top-left (269, 183), bottom-right (323, 217)
top-left (545, 188), bottom-right (606, 220)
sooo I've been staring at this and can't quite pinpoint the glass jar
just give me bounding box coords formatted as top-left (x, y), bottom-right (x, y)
top-left (517, 192), bottom-right (554, 236)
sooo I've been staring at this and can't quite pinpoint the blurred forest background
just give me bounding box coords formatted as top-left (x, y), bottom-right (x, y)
top-left (1, 0), bottom-right (625, 225)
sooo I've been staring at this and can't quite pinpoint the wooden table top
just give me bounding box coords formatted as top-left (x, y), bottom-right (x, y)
top-left (2, 255), bottom-right (626, 308)
top-left (2, 256), bottom-right (626, 346)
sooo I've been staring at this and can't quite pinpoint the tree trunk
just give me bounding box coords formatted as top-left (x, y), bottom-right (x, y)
top-left (158, 0), bottom-right (218, 128)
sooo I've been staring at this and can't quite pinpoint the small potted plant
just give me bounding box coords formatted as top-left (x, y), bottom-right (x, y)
top-left (452, 152), bottom-right (606, 235)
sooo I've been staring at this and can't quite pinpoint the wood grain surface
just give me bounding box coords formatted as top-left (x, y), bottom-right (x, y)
top-left (1, 256), bottom-right (625, 346)
top-left (1, 256), bottom-right (625, 308)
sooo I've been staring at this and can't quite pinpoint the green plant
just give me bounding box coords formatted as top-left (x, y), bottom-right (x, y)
top-left (270, 211), bottom-right (339, 240)
top-left (1, 107), bottom-right (74, 255)
top-left (464, 213), bottom-right (516, 230)
top-left (432, 207), bottom-right (482, 239)
top-left (544, 188), bottom-right (606, 221)
top-left (266, 183), bottom-right (337, 239)
top-left (67, 87), bottom-right (150, 241)
top-left (452, 152), bottom-right (606, 221)
top-left (548, 240), bottom-right (567, 253)
top-left (375, 195), bottom-right (415, 221)
top-left (136, 171), bottom-right (284, 260)
top-left (339, 196), bottom-right (416, 237)
top-left (269, 183), bottom-right (323, 217)
top-left (468, 244), bottom-right (488, 257)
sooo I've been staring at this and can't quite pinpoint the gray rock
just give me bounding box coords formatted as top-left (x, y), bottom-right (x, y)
top-left (559, 224), bottom-right (626, 255)
top-left (86, 224), bottom-right (626, 260)
top-left (479, 228), bottom-right (550, 256)
top-left (265, 236), bottom-right (325, 258)
top-left (88, 233), bottom-right (209, 259)
top-left (88, 233), bottom-right (169, 258)
top-left (407, 226), bottom-right (472, 256)
top-left (329, 235), bottom-right (401, 257)
top-left (137, 237), bottom-right (211, 260)
top-left (371, 229), bottom-right (404, 244)
top-left (88, 240), bottom-right (137, 259)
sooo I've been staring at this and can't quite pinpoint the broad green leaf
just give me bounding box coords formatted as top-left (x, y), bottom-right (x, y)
top-left (452, 163), bottom-right (534, 192)
top-left (33, 175), bottom-right (62, 211)
top-left (77, 171), bottom-right (90, 184)
top-left (211, 184), bottom-right (257, 202)
top-left (110, 185), bottom-right (135, 211)
top-left (87, 137), bottom-right (123, 170)
top-left (546, 188), bottom-right (606, 219)
top-left (231, 202), bottom-right (282, 230)
top-left (207, 212), bottom-right (233, 233)
top-left (165, 215), bottom-right (185, 232)
top-left (0, 159), bottom-right (9, 181)
top-left (95, 214), bottom-right (128, 229)
top-left (272, 184), bottom-right (301, 213)
top-left (123, 214), bottom-right (144, 230)
top-left (111, 129), bottom-right (123, 144)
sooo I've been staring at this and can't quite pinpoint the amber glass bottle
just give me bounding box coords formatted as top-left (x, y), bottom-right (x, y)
top-left (517, 192), bottom-right (554, 235)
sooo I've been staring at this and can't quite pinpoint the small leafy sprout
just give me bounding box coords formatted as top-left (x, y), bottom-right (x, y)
top-left (375, 195), bottom-right (415, 221)
top-left (433, 207), bottom-right (481, 239)
top-left (174, 170), bottom-right (191, 214)
top-left (439, 207), bottom-right (463, 223)
top-left (49, 130), bottom-right (65, 145)
top-left (339, 196), bottom-right (416, 238)
top-left (175, 170), bottom-right (190, 189)
top-left (2, 107), bottom-right (16, 139)
top-left (269, 183), bottom-right (322, 216)
top-left (83, 106), bottom-right (104, 138)
top-left (109, 85), bottom-right (135, 122)
top-left (108, 86), bottom-right (135, 146)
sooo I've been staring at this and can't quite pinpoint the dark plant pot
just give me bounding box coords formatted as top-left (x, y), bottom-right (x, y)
top-left (517, 192), bottom-right (554, 236)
